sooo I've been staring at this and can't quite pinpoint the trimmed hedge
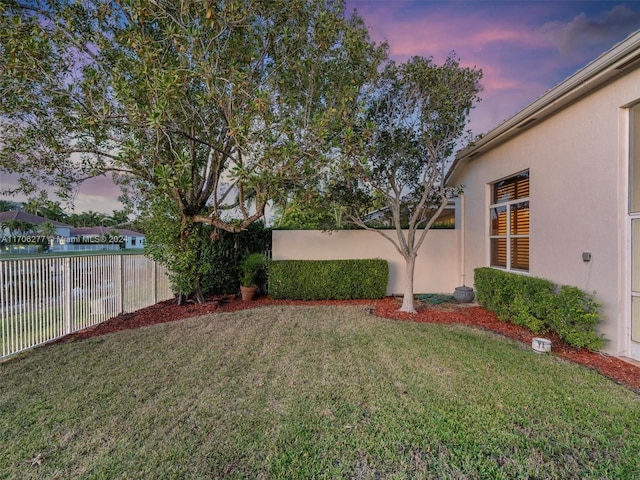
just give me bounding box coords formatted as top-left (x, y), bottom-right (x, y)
top-left (474, 267), bottom-right (605, 351)
top-left (269, 259), bottom-right (388, 300)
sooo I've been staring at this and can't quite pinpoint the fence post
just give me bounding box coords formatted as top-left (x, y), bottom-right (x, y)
top-left (152, 260), bottom-right (157, 305)
top-left (118, 254), bottom-right (125, 314)
top-left (63, 257), bottom-right (72, 335)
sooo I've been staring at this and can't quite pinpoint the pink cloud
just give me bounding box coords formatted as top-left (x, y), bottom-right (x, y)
top-left (71, 175), bottom-right (124, 214)
top-left (477, 64), bottom-right (525, 92)
top-left (348, 1), bottom-right (603, 134)
top-left (471, 79), bottom-right (549, 134)
top-left (354, 5), bottom-right (546, 62)
top-left (0, 172), bottom-right (124, 215)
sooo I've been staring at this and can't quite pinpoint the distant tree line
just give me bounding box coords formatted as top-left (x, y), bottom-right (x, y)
top-left (0, 198), bottom-right (139, 231)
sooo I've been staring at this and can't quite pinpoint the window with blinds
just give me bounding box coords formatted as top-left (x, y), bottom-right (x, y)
top-left (490, 171), bottom-right (529, 271)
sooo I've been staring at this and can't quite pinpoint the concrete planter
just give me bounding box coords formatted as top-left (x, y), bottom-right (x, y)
top-left (453, 286), bottom-right (475, 303)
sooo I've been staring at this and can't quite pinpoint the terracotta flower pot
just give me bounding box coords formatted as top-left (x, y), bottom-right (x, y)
top-left (240, 285), bottom-right (258, 301)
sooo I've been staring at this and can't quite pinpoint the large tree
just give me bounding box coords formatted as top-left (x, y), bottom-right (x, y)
top-left (0, 0), bottom-right (384, 302)
top-left (331, 55), bottom-right (482, 313)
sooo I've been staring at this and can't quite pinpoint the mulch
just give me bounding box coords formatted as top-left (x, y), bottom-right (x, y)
top-left (58, 294), bottom-right (640, 394)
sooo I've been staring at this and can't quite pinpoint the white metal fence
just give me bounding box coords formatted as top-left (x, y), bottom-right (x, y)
top-left (0, 254), bottom-right (173, 359)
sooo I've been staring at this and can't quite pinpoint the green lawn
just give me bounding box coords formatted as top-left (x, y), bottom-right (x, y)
top-left (1, 305), bottom-right (638, 479)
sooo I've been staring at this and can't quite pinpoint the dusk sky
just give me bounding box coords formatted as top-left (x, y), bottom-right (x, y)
top-left (3, 1), bottom-right (640, 215)
top-left (347, 0), bottom-right (640, 134)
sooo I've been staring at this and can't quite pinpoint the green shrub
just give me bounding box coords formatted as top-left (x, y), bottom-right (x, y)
top-left (199, 222), bottom-right (272, 295)
top-left (546, 286), bottom-right (605, 350)
top-left (240, 253), bottom-right (267, 288)
top-left (474, 267), bottom-right (605, 351)
top-left (509, 293), bottom-right (547, 333)
top-left (269, 259), bottom-right (388, 300)
top-left (474, 268), bottom-right (555, 324)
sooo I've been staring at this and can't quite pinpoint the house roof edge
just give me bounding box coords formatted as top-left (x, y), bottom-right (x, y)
top-left (446, 29), bottom-right (640, 185)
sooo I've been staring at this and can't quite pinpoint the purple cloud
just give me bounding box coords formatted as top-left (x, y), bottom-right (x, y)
top-left (5, 2), bottom-right (640, 209)
top-left (0, 172), bottom-right (123, 215)
top-left (70, 175), bottom-right (124, 214)
top-left (348, 1), bottom-right (640, 134)
top-left (540, 5), bottom-right (640, 57)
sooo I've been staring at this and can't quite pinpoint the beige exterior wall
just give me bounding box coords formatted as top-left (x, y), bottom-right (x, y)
top-left (272, 229), bottom-right (460, 296)
top-left (448, 67), bottom-right (640, 357)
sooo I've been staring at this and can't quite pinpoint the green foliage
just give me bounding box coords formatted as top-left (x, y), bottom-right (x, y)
top-left (273, 191), bottom-right (346, 230)
top-left (509, 293), bottom-right (548, 333)
top-left (240, 253), bottom-right (267, 288)
top-left (38, 221), bottom-right (57, 238)
top-left (474, 268), bottom-right (605, 350)
top-left (324, 54), bottom-right (481, 312)
top-left (0, 199), bottom-right (21, 211)
top-left (474, 268), bottom-right (555, 329)
top-left (417, 293), bottom-right (455, 305)
top-left (142, 196), bottom-right (272, 299)
top-left (1, 219), bottom-right (35, 235)
top-left (1, 0), bottom-right (385, 237)
top-left (0, 198), bottom-right (134, 230)
top-left (547, 286), bottom-right (605, 350)
top-left (331, 55), bottom-right (481, 225)
top-left (199, 223), bottom-right (272, 295)
top-left (1, 0), bottom-right (386, 301)
top-left (270, 259), bottom-right (388, 300)
top-left (141, 196), bottom-right (205, 301)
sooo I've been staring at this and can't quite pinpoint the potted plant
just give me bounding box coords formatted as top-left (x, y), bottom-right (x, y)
top-left (239, 253), bottom-right (266, 301)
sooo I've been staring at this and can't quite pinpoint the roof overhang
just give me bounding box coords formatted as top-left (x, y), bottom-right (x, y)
top-left (446, 29), bottom-right (640, 185)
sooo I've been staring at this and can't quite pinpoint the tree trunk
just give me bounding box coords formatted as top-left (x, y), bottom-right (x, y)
top-left (176, 288), bottom-right (205, 305)
top-left (175, 215), bottom-right (206, 305)
top-left (400, 255), bottom-right (417, 313)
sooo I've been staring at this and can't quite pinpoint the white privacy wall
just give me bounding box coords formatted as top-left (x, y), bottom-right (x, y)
top-left (272, 229), bottom-right (461, 296)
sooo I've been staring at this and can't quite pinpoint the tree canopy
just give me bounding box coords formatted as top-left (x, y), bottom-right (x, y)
top-left (0, 0), bottom-right (386, 302)
top-left (1, 1), bottom-right (482, 310)
top-left (1, 0), bottom-right (383, 227)
top-left (329, 55), bottom-right (482, 312)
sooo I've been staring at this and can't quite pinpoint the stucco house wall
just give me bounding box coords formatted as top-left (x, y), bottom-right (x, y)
top-left (272, 229), bottom-right (460, 296)
top-left (448, 37), bottom-right (640, 359)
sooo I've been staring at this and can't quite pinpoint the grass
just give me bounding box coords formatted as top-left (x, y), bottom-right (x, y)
top-left (2, 299), bottom-right (119, 358)
top-left (1, 305), bottom-right (639, 479)
top-left (2, 284), bottom-right (166, 358)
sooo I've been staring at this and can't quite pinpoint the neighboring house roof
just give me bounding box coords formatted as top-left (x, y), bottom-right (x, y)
top-left (70, 226), bottom-right (144, 237)
top-left (0, 210), bottom-right (72, 228)
top-left (116, 228), bottom-right (144, 237)
top-left (447, 29), bottom-right (640, 184)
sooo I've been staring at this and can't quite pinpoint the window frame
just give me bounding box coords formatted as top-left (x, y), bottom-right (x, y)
top-left (489, 170), bottom-right (530, 272)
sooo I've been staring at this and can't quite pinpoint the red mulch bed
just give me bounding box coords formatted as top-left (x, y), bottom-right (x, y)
top-left (59, 295), bottom-right (640, 394)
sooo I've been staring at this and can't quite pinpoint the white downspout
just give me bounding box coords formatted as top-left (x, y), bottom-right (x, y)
top-left (460, 194), bottom-right (466, 286)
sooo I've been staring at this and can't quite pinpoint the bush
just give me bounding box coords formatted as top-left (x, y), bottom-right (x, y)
top-left (474, 268), bottom-right (555, 332)
top-left (474, 268), bottom-right (605, 351)
top-left (199, 222), bottom-right (272, 295)
top-left (546, 286), bottom-right (605, 350)
top-left (269, 259), bottom-right (388, 300)
top-left (142, 197), bottom-right (271, 298)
